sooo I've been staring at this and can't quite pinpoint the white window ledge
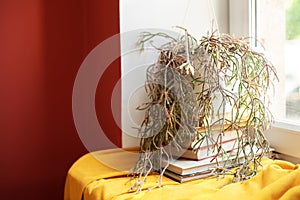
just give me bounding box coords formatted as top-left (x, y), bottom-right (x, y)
top-left (265, 120), bottom-right (300, 163)
top-left (273, 120), bottom-right (300, 133)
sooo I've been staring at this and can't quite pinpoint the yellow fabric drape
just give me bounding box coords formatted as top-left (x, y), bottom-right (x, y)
top-left (64, 148), bottom-right (300, 200)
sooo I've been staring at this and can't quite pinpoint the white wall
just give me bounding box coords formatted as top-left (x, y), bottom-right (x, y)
top-left (119, 0), bottom-right (229, 147)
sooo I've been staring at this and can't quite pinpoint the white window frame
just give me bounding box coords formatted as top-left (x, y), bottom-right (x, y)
top-left (229, 0), bottom-right (300, 163)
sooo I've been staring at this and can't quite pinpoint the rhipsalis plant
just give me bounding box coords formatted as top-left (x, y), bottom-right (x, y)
top-left (128, 28), bottom-right (278, 192)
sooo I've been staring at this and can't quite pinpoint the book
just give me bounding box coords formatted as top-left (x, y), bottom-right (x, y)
top-left (191, 129), bottom-right (241, 149)
top-left (166, 153), bottom-right (244, 175)
top-left (164, 169), bottom-right (213, 183)
top-left (180, 130), bottom-right (240, 160)
top-left (167, 146), bottom-right (275, 176)
top-left (180, 146), bottom-right (237, 161)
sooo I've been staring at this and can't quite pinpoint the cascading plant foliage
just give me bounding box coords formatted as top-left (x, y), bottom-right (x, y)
top-left (127, 27), bottom-right (278, 192)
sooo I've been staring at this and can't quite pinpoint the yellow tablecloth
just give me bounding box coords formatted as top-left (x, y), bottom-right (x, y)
top-left (64, 148), bottom-right (300, 200)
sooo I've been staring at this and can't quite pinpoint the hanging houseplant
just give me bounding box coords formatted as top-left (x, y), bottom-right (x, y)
top-left (128, 28), bottom-right (278, 192)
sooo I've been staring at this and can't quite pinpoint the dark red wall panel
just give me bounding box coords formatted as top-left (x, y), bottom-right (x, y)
top-left (85, 0), bottom-right (122, 148)
top-left (0, 0), bottom-right (121, 199)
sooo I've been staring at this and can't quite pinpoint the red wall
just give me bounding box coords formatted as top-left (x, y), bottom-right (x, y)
top-left (0, 0), bottom-right (121, 199)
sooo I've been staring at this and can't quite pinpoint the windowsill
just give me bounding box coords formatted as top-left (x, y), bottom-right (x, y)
top-left (265, 119), bottom-right (300, 163)
top-left (274, 120), bottom-right (300, 133)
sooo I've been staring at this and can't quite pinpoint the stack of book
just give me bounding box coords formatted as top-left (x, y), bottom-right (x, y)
top-left (164, 146), bottom-right (275, 183)
top-left (163, 123), bottom-right (274, 183)
top-left (164, 149), bottom-right (245, 183)
top-left (179, 120), bottom-right (250, 160)
top-left (163, 157), bottom-right (225, 183)
top-left (180, 129), bottom-right (239, 161)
